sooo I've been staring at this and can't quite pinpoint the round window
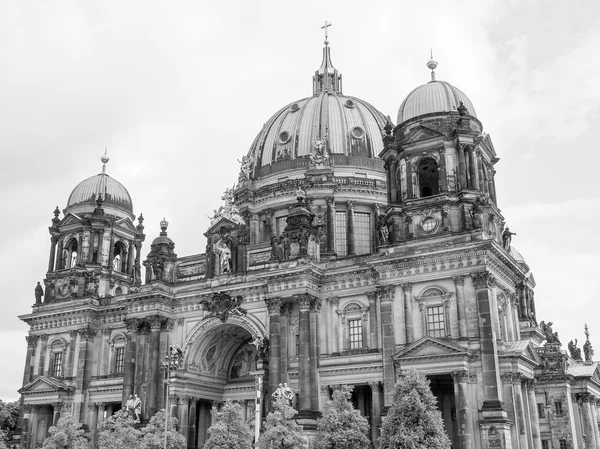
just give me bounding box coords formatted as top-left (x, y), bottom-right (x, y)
top-left (279, 131), bottom-right (291, 144)
top-left (422, 217), bottom-right (437, 233)
top-left (344, 99), bottom-right (355, 108)
top-left (290, 103), bottom-right (300, 112)
top-left (351, 126), bottom-right (364, 139)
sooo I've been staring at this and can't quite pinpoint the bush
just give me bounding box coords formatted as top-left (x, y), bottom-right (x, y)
top-left (98, 408), bottom-right (141, 449)
top-left (379, 370), bottom-right (450, 449)
top-left (140, 410), bottom-right (186, 449)
top-left (204, 400), bottom-right (253, 449)
top-left (258, 398), bottom-right (304, 449)
top-left (313, 385), bottom-right (370, 449)
top-left (41, 415), bottom-right (88, 449)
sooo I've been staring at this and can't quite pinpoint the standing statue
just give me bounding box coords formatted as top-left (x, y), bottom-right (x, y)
top-left (133, 394), bottom-right (142, 421)
top-left (125, 395), bottom-right (135, 417)
top-left (34, 282), bottom-right (44, 305)
top-left (237, 155), bottom-right (252, 181)
top-left (502, 227), bottom-right (516, 251)
top-left (568, 339), bottom-right (583, 361)
top-left (470, 203), bottom-right (483, 229)
top-left (376, 215), bottom-right (389, 246)
top-left (583, 339), bottom-right (594, 362)
top-left (272, 383), bottom-right (285, 400)
top-left (152, 258), bottom-right (164, 280)
top-left (282, 383), bottom-right (294, 403)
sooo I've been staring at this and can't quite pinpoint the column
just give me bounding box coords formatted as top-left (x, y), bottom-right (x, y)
top-left (127, 241), bottom-right (134, 275)
top-left (266, 297), bottom-right (282, 407)
top-left (97, 230), bottom-right (105, 266)
top-left (401, 283), bottom-right (414, 343)
top-left (29, 405), bottom-right (39, 449)
top-left (55, 238), bottom-right (64, 270)
top-left (457, 145), bottom-right (467, 190)
top-left (146, 315), bottom-right (163, 417)
top-left (452, 276), bottom-right (468, 340)
top-left (264, 209), bottom-right (273, 241)
top-left (178, 397), bottom-right (190, 438)
top-left (76, 328), bottom-right (97, 422)
top-left (438, 147), bottom-right (448, 191)
top-left (309, 297), bottom-right (322, 411)
top-left (48, 236), bottom-right (58, 273)
top-left (326, 197), bottom-right (336, 254)
top-left (357, 389), bottom-right (366, 416)
top-left (330, 297), bottom-right (340, 356)
top-left (197, 401), bottom-right (207, 448)
top-left (168, 395), bottom-right (179, 431)
top-left (378, 285), bottom-right (396, 407)
top-left (471, 272), bottom-right (503, 407)
top-left (38, 334), bottom-right (48, 376)
top-left (21, 404), bottom-right (33, 449)
top-left (583, 394), bottom-right (598, 449)
top-left (122, 318), bottom-right (140, 404)
top-left (88, 232), bottom-right (95, 263)
top-left (524, 379), bottom-right (542, 449)
top-left (188, 398), bottom-right (197, 449)
top-left (384, 161), bottom-right (392, 204)
top-left (88, 403), bottom-right (99, 449)
top-left (369, 381), bottom-right (382, 448)
top-left (347, 201), bottom-right (355, 256)
top-left (591, 399), bottom-right (600, 449)
top-left (51, 403), bottom-right (61, 426)
top-left (280, 303), bottom-right (290, 382)
top-left (66, 330), bottom-right (77, 377)
top-left (23, 336), bottom-right (38, 385)
top-left (296, 294), bottom-right (312, 411)
top-left (510, 374), bottom-right (529, 449)
top-left (389, 159), bottom-right (399, 203)
top-left (367, 291), bottom-right (379, 352)
top-left (405, 158), bottom-right (414, 198)
top-left (76, 232), bottom-right (83, 265)
top-left (452, 370), bottom-right (475, 449)
top-left (97, 403), bottom-right (106, 434)
top-left (468, 147), bottom-right (479, 190)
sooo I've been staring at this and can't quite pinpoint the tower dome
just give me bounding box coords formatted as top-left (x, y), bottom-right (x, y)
top-left (397, 56), bottom-right (477, 125)
top-left (246, 43), bottom-right (389, 181)
top-left (65, 154), bottom-right (134, 220)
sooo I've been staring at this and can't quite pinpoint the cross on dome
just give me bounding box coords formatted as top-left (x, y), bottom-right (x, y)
top-left (321, 20), bottom-right (332, 45)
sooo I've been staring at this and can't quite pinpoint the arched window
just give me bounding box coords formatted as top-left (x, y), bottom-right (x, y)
top-left (49, 339), bottom-right (66, 377)
top-left (64, 238), bottom-right (78, 269)
top-left (339, 302), bottom-right (369, 351)
top-left (109, 333), bottom-right (127, 374)
top-left (417, 158), bottom-right (440, 198)
top-left (414, 287), bottom-right (453, 338)
top-left (112, 241), bottom-right (128, 272)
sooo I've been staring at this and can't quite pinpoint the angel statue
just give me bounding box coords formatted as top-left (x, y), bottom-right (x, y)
top-left (540, 321), bottom-right (561, 345)
top-left (568, 339), bottom-right (582, 361)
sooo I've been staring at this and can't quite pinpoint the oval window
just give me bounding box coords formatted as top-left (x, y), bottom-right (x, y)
top-left (422, 217), bottom-right (437, 233)
top-left (290, 103), bottom-right (300, 112)
top-left (279, 131), bottom-right (291, 144)
top-left (351, 126), bottom-right (364, 139)
top-left (345, 99), bottom-right (355, 108)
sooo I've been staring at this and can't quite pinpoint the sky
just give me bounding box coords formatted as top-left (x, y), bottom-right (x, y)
top-left (0, 0), bottom-right (599, 401)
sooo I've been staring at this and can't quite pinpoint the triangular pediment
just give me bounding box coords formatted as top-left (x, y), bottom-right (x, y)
top-left (205, 217), bottom-right (239, 235)
top-left (401, 125), bottom-right (445, 145)
top-left (479, 133), bottom-right (497, 158)
top-left (392, 336), bottom-right (470, 361)
top-left (502, 340), bottom-right (542, 366)
top-left (113, 217), bottom-right (138, 233)
top-left (58, 213), bottom-right (83, 227)
top-left (18, 376), bottom-right (72, 394)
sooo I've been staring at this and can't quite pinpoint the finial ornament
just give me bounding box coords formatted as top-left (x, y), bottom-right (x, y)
top-left (160, 218), bottom-right (169, 236)
top-left (321, 20), bottom-right (332, 45)
top-left (427, 50), bottom-right (438, 82)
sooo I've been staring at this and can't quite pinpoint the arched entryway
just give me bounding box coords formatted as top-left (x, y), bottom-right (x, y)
top-left (175, 316), bottom-right (267, 448)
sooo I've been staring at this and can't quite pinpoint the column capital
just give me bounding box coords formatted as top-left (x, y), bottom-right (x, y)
top-left (123, 318), bottom-right (142, 333)
top-left (452, 275), bottom-right (465, 286)
top-left (368, 381), bottom-right (382, 392)
top-left (51, 402), bottom-right (63, 410)
top-left (169, 394), bottom-right (180, 405)
top-left (400, 283), bottom-right (412, 293)
top-left (346, 200), bottom-right (355, 210)
top-left (522, 378), bottom-right (536, 389)
top-left (102, 328), bottom-right (113, 337)
top-left (500, 372), bottom-right (522, 385)
top-left (40, 333), bottom-right (49, 341)
top-left (78, 327), bottom-right (97, 341)
top-left (88, 403), bottom-right (99, 411)
top-left (97, 402), bottom-right (106, 411)
top-left (378, 285), bottom-right (396, 302)
top-left (265, 297), bottom-right (283, 315)
top-left (26, 335), bottom-right (40, 348)
top-left (294, 293), bottom-right (315, 309)
top-left (320, 385), bottom-right (331, 395)
top-left (471, 272), bottom-right (496, 289)
top-left (177, 318), bottom-right (185, 326)
top-left (580, 392), bottom-right (595, 403)
top-left (161, 318), bottom-right (174, 332)
top-left (326, 196), bottom-right (335, 205)
top-left (329, 296), bottom-right (339, 306)
top-left (180, 396), bottom-right (191, 405)
top-left (310, 297), bottom-right (322, 312)
top-left (23, 404), bottom-right (33, 413)
top-left (452, 370), bottom-right (470, 383)
top-left (146, 315), bottom-right (164, 330)
top-left (280, 302), bottom-right (293, 316)
top-left (366, 291), bottom-right (378, 303)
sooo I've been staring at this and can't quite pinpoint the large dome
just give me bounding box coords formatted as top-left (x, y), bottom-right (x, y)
top-left (397, 80), bottom-right (476, 125)
top-left (65, 156), bottom-right (134, 220)
top-left (246, 45), bottom-right (388, 180)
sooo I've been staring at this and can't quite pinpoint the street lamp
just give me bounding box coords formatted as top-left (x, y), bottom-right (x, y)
top-left (161, 344), bottom-right (183, 449)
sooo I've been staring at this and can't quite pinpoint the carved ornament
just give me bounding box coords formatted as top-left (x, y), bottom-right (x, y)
top-left (471, 272), bottom-right (496, 289)
top-left (452, 275), bottom-right (464, 286)
top-left (78, 327), bottom-right (97, 342)
top-left (295, 293), bottom-right (315, 309)
top-left (200, 292), bottom-right (247, 323)
top-left (265, 297), bottom-right (283, 315)
top-left (378, 285), bottom-right (395, 302)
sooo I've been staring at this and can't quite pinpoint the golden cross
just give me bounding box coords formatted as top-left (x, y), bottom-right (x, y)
top-left (321, 20), bottom-right (332, 42)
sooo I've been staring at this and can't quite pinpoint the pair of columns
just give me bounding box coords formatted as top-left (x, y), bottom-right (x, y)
top-left (168, 396), bottom-right (213, 449)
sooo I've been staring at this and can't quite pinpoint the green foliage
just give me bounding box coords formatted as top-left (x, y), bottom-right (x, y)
top-left (379, 370), bottom-right (451, 449)
top-left (41, 415), bottom-right (88, 449)
top-left (204, 400), bottom-right (253, 449)
top-left (140, 410), bottom-right (186, 449)
top-left (98, 409), bottom-right (141, 449)
top-left (0, 400), bottom-right (19, 445)
top-left (257, 398), bottom-right (304, 449)
top-left (313, 385), bottom-right (370, 449)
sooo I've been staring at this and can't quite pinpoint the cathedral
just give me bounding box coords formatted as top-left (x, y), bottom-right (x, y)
top-left (16, 34), bottom-right (600, 449)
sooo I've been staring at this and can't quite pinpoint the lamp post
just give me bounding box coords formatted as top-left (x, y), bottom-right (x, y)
top-left (161, 344), bottom-right (183, 449)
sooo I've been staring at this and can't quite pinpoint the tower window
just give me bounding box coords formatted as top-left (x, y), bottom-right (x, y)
top-left (554, 401), bottom-right (563, 416)
top-left (417, 158), bottom-right (440, 198)
top-left (335, 211), bottom-right (347, 256)
top-left (348, 319), bottom-right (363, 349)
top-left (276, 216), bottom-right (288, 236)
top-left (537, 403), bottom-right (545, 418)
top-left (542, 441), bottom-right (549, 449)
top-left (426, 306), bottom-right (446, 337)
top-left (51, 351), bottom-right (63, 377)
top-left (354, 212), bottom-right (371, 255)
top-left (115, 347), bottom-right (125, 373)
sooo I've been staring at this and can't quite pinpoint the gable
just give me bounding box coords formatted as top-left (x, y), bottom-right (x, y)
top-left (393, 336), bottom-right (470, 361)
top-left (113, 217), bottom-right (138, 233)
top-left (401, 125), bottom-right (445, 146)
top-left (205, 217), bottom-right (239, 236)
top-left (58, 213), bottom-right (83, 227)
top-left (19, 376), bottom-right (72, 394)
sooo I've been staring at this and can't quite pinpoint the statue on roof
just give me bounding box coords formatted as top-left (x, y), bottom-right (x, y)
top-left (237, 155), bottom-right (253, 181)
top-left (584, 324), bottom-right (594, 362)
top-left (568, 339), bottom-right (583, 361)
top-left (502, 226), bottom-right (516, 251)
top-left (34, 282), bottom-right (44, 305)
top-left (540, 321), bottom-right (561, 345)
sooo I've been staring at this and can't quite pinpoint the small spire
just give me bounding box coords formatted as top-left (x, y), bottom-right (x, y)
top-left (313, 21), bottom-right (342, 95)
top-left (321, 20), bottom-right (332, 46)
top-left (427, 50), bottom-right (438, 82)
top-left (160, 217), bottom-right (169, 236)
top-left (100, 147), bottom-right (110, 174)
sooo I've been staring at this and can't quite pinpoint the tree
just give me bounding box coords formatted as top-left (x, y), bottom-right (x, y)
top-left (98, 409), bottom-right (141, 449)
top-left (204, 400), bottom-right (253, 449)
top-left (313, 385), bottom-right (370, 449)
top-left (0, 400), bottom-right (19, 446)
top-left (379, 370), bottom-right (451, 449)
top-left (257, 398), bottom-right (304, 449)
top-left (41, 415), bottom-right (88, 449)
top-left (140, 410), bottom-right (186, 449)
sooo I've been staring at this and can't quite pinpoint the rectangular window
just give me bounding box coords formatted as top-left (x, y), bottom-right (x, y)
top-left (559, 440), bottom-right (567, 449)
top-left (115, 347), bottom-right (125, 373)
top-left (335, 211), bottom-right (347, 256)
top-left (276, 217), bottom-right (288, 236)
top-left (348, 319), bottom-right (363, 349)
top-left (537, 403), bottom-right (545, 418)
top-left (554, 401), bottom-right (563, 416)
top-left (542, 441), bottom-right (549, 449)
top-left (354, 212), bottom-right (371, 255)
top-left (427, 306), bottom-right (446, 337)
top-left (52, 352), bottom-right (63, 377)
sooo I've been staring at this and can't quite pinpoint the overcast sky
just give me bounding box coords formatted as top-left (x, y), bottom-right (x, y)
top-left (1, 0), bottom-right (599, 401)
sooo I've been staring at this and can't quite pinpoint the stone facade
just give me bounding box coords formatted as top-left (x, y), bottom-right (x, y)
top-left (16, 44), bottom-right (600, 449)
